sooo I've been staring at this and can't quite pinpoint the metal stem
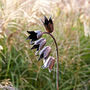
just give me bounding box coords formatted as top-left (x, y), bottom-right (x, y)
top-left (42, 32), bottom-right (59, 90)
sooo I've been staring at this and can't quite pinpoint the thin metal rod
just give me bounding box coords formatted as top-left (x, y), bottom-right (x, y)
top-left (42, 32), bottom-right (59, 90)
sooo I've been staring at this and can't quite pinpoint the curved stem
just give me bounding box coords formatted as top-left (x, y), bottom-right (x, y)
top-left (42, 32), bottom-right (59, 90)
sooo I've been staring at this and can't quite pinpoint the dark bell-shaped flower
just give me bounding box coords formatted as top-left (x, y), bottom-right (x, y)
top-left (42, 16), bottom-right (54, 33)
top-left (31, 38), bottom-right (46, 55)
top-left (38, 46), bottom-right (51, 61)
top-left (48, 57), bottom-right (55, 72)
top-left (27, 30), bottom-right (42, 43)
top-left (42, 56), bottom-right (55, 72)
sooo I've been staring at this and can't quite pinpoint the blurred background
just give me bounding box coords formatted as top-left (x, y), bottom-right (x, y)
top-left (0, 0), bottom-right (90, 90)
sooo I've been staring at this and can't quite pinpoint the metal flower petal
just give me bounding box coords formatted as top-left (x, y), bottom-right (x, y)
top-left (42, 16), bottom-right (54, 33)
top-left (31, 38), bottom-right (46, 51)
top-left (48, 57), bottom-right (55, 72)
top-left (38, 46), bottom-right (51, 61)
top-left (42, 56), bottom-right (55, 72)
top-left (26, 30), bottom-right (42, 42)
top-left (42, 56), bottom-right (52, 69)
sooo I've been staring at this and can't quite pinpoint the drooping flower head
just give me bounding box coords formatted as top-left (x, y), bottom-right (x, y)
top-left (42, 56), bottom-right (55, 72)
top-left (42, 16), bottom-right (54, 33)
top-left (38, 46), bottom-right (51, 61)
top-left (27, 30), bottom-right (42, 44)
top-left (26, 16), bottom-right (56, 72)
top-left (31, 38), bottom-right (46, 55)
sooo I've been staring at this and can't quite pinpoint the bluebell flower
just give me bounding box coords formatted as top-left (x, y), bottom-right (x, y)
top-left (42, 56), bottom-right (55, 72)
top-left (31, 38), bottom-right (46, 55)
top-left (27, 30), bottom-right (42, 44)
top-left (38, 46), bottom-right (51, 61)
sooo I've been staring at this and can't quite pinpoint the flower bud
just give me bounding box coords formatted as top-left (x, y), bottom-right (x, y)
top-left (42, 16), bottom-right (54, 33)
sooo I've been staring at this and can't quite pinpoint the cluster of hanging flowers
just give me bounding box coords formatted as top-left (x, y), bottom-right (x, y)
top-left (27, 16), bottom-right (55, 72)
